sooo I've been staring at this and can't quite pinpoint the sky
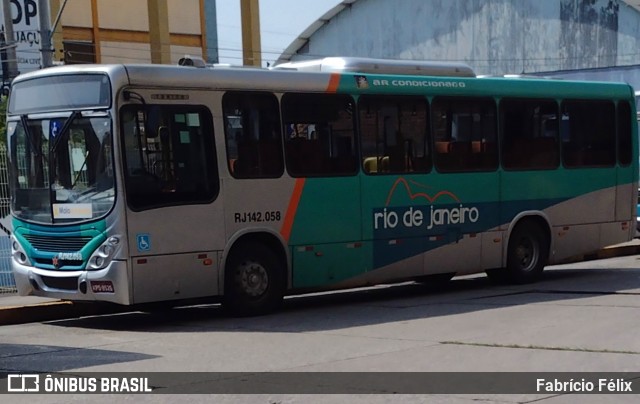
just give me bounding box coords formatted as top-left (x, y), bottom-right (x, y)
top-left (215, 0), bottom-right (343, 66)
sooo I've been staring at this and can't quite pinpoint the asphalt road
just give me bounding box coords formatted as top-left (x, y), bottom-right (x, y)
top-left (2, 255), bottom-right (640, 403)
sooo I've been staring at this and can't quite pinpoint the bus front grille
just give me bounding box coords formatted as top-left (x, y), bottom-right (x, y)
top-left (34, 258), bottom-right (84, 268)
top-left (41, 276), bottom-right (79, 291)
top-left (24, 235), bottom-right (92, 252)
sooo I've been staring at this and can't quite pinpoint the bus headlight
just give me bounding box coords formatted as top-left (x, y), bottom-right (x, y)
top-left (87, 236), bottom-right (121, 270)
top-left (11, 236), bottom-right (31, 266)
top-left (90, 256), bottom-right (105, 268)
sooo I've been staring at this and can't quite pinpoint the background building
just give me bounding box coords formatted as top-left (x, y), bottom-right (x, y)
top-left (53, 0), bottom-right (215, 65)
top-left (277, 0), bottom-right (640, 87)
top-left (0, 0), bottom-right (217, 83)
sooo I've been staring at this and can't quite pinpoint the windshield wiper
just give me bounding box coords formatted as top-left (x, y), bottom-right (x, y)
top-left (49, 111), bottom-right (82, 223)
top-left (19, 115), bottom-right (40, 159)
top-left (51, 110), bottom-right (82, 153)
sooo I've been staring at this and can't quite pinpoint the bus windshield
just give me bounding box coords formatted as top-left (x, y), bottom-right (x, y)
top-left (7, 112), bottom-right (115, 224)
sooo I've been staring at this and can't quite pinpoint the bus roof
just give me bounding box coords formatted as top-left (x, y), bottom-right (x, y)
top-left (10, 61), bottom-right (636, 102)
top-left (272, 57), bottom-right (476, 77)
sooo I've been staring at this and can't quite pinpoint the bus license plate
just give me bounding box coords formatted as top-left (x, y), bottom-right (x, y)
top-left (91, 281), bottom-right (115, 294)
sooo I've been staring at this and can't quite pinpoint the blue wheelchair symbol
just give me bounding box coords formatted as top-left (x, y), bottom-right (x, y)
top-left (137, 234), bottom-right (151, 252)
top-left (50, 120), bottom-right (61, 138)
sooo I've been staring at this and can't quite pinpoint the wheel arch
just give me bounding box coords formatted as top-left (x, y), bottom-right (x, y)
top-left (503, 212), bottom-right (553, 265)
top-left (221, 229), bottom-right (290, 294)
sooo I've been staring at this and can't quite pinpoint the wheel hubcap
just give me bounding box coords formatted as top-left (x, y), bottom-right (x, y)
top-left (237, 260), bottom-right (269, 297)
top-left (515, 237), bottom-right (539, 272)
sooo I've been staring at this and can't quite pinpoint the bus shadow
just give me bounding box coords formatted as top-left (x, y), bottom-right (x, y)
top-left (0, 343), bottom-right (158, 373)
top-left (47, 265), bottom-right (640, 333)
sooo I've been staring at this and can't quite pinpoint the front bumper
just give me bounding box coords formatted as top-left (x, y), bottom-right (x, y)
top-left (12, 259), bottom-right (132, 305)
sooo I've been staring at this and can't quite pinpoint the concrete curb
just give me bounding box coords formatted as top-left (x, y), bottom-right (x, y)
top-left (0, 300), bottom-right (120, 326)
top-left (2, 244), bottom-right (640, 326)
top-left (558, 244), bottom-right (640, 264)
top-left (0, 301), bottom-right (74, 326)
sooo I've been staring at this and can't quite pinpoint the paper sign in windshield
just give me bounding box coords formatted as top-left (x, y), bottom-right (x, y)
top-left (53, 204), bottom-right (93, 219)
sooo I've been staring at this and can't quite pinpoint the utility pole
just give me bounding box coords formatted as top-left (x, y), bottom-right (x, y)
top-left (38, 0), bottom-right (53, 67)
top-left (240, 0), bottom-right (261, 67)
top-left (2, 0), bottom-right (19, 80)
top-left (147, 0), bottom-right (171, 64)
top-left (204, 0), bottom-right (218, 64)
top-left (51, 0), bottom-right (69, 65)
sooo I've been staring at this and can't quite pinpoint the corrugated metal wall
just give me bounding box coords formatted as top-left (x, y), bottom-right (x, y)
top-left (289, 0), bottom-right (640, 76)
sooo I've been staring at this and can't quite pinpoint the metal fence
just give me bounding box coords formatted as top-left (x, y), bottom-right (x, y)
top-left (0, 144), bottom-right (15, 294)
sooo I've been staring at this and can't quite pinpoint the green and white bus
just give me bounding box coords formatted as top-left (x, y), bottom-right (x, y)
top-left (6, 57), bottom-right (638, 315)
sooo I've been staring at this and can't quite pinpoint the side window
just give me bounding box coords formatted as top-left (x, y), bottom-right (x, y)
top-left (617, 101), bottom-right (632, 166)
top-left (501, 98), bottom-right (559, 170)
top-left (120, 104), bottom-right (219, 211)
top-left (561, 100), bottom-right (616, 168)
top-left (222, 92), bottom-right (284, 178)
top-left (282, 93), bottom-right (357, 177)
top-left (432, 97), bottom-right (498, 172)
top-left (359, 95), bottom-right (430, 174)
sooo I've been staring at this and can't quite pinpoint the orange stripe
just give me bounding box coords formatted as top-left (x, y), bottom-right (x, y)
top-left (327, 73), bottom-right (341, 93)
top-left (280, 178), bottom-right (306, 243)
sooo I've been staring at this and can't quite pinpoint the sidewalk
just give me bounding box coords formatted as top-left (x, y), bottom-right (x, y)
top-left (0, 295), bottom-right (77, 325)
top-left (2, 240), bottom-right (640, 326)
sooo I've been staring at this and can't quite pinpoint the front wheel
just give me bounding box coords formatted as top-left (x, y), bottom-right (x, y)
top-left (223, 242), bottom-right (285, 316)
top-left (504, 221), bottom-right (549, 284)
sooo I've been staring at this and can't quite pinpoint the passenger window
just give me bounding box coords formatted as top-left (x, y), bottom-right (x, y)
top-left (223, 92), bottom-right (284, 178)
top-left (359, 95), bottom-right (430, 174)
top-left (120, 104), bottom-right (218, 211)
top-left (282, 93), bottom-right (357, 177)
top-left (561, 100), bottom-right (616, 168)
top-left (432, 97), bottom-right (497, 172)
top-left (501, 98), bottom-right (559, 170)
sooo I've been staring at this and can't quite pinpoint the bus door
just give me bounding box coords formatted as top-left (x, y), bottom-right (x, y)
top-left (359, 95), bottom-right (454, 279)
top-left (280, 93), bottom-right (363, 289)
top-left (120, 102), bottom-right (223, 304)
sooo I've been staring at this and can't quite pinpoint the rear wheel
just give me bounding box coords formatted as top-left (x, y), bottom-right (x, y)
top-left (223, 242), bottom-right (285, 316)
top-left (486, 221), bottom-right (549, 284)
top-left (504, 221), bottom-right (549, 284)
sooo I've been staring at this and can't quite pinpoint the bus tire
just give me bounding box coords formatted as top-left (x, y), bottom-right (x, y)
top-left (485, 268), bottom-right (509, 284)
top-left (223, 242), bottom-right (284, 316)
top-left (504, 221), bottom-right (549, 284)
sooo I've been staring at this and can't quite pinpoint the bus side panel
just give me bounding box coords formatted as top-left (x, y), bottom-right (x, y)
top-left (126, 203), bottom-right (224, 304)
top-left (502, 168), bottom-right (624, 263)
top-left (501, 169), bottom-right (616, 223)
top-left (361, 172), bottom-right (500, 276)
top-left (287, 176), bottom-right (363, 288)
top-left (615, 170), bottom-right (634, 222)
top-left (223, 178), bottom-right (294, 239)
top-left (132, 252), bottom-right (220, 304)
top-left (543, 185), bottom-right (631, 262)
top-left (291, 242), bottom-right (367, 289)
